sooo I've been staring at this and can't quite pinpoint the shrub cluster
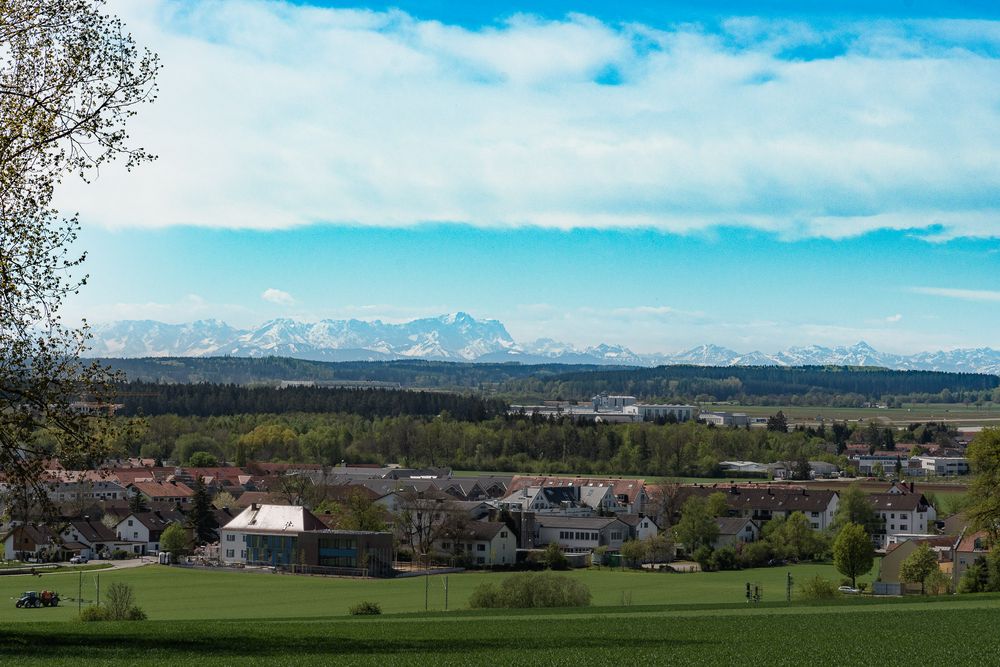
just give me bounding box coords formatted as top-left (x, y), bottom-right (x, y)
top-left (80, 583), bottom-right (147, 621)
top-left (469, 572), bottom-right (591, 609)
top-left (798, 576), bottom-right (838, 600)
top-left (348, 601), bottom-right (382, 616)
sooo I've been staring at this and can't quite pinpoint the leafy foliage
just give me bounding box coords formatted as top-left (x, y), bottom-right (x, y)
top-left (0, 0), bottom-right (158, 521)
top-left (832, 523), bottom-right (874, 588)
top-left (798, 575), bottom-right (838, 600)
top-left (468, 572), bottom-right (591, 609)
top-left (900, 543), bottom-right (940, 594)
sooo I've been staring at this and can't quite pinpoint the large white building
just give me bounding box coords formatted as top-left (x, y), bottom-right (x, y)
top-left (915, 456), bottom-right (970, 476)
top-left (625, 404), bottom-right (696, 422)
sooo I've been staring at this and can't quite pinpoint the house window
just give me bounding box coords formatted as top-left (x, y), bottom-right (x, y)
top-left (226, 549), bottom-right (234, 558)
top-left (500, 531), bottom-right (507, 538)
top-left (127, 519), bottom-right (133, 527)
top-left (226, 534), bottom-right (235, 542)
top-left (477, 544), bottom-right (486, 552)
top-left (900, 525), bottom-right (908, 531)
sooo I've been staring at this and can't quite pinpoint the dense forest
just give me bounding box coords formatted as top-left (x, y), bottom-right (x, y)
top-left (103, 358), bottom-right (1000, 407)
top-left (498, 365), bottom-right (1000, 405)
top-left (113, 383), bottom-right (506, 421)
top-left (102, 357), bottom-right (613, 388)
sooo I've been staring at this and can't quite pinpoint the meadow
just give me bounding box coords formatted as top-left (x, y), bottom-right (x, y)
top-left (7, 563), bottom-right (1000, 665)
top-left (0, 562), bottom-right (875, 622)
top-left (3, 591), bottom-right (1000, 665)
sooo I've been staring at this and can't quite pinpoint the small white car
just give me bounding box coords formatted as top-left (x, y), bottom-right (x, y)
top-left (838, 586), bottom-right (859, 594)
top-left (69, 555), bottom-right (88, 565)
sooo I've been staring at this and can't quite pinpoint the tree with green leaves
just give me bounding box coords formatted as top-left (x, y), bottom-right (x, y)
top-left (966, 428), bottom-right (1000, 544)
top-left (766, 411), bottom-right (788, 433)
top-left (127, 492), bottom-right (149, 515)
top-left (831, 484), bottom-right (881, 536)
top-left (159, 523), bottom-right (190, 557)
top-left (673, 496), bottom-right (720, 554)
top-left (763, 512), bottom-right (829, 561)
top-left (0, 0), bottom-right (158, 519)
top-left (186, 477), bottom-right (219, 545)
top-left (900, 542), bottom-right (939, 595)
top-left (706, 492), bottom-right (730, 518)
top-left (619, 539), bottom-right (648, 568)
top-left (832, 523), bottom-right (874, 588)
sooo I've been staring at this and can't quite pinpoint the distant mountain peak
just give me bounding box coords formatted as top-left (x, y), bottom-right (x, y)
top-left (83, 316), bottom-right (1000, 374)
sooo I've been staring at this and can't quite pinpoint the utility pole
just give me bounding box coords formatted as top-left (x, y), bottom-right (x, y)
top-left (78, 571), bottom-right (82, 615)
top-left (444, 576), bottom-right (449, 611)
top-left (786, 572), bottom-right (793, 603)
top-left (424, 553), bottom-right (429, 611)
top-left (96, 573), bottom-right (100, 607)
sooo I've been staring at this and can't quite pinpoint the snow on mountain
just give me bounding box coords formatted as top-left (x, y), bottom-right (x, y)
top-left (85, 317), bottom-right (1000, 374)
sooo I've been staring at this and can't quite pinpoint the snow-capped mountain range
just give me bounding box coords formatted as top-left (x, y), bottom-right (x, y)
top-left (84, 314), bottom-right (1000, 374)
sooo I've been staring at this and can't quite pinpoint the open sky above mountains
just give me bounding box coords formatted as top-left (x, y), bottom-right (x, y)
top-left (63, 0), bottom-right (1000, 354)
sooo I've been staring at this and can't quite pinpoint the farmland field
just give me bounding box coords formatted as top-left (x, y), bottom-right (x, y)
top-left (698, 402), bottom-right (1000, 427)
top-left (0, 562), bottom-right (878, 622)
top-left (2, 591), bottom-right (1000, 665)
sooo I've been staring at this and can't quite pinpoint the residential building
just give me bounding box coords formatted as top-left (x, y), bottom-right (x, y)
top-left (434, 521), bottom-right (517, 566)
top-left (2, 525), bottom-right (59, 561)
top-left (714, 517), bottom-right (760, 549)
top-left (676, 485), bottom-right (839, 531)
top-left (618, 514), bottom-right (660, 541)
top-left (114, 510), bottom-right (187, 555)
top-left (534, 516), bottom-right (630, 554)
top-left (127, 480), bottom-right (195, 505)
top-left (870, 493), bottom-right (937, 550)
top-left (60, 519), bottom-right (132, 559)
top-left (953, 529), bottom-right (990, 589)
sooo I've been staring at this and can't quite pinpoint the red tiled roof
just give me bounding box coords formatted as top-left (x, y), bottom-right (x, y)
top-left (129, 480), bottom-right (194, 498)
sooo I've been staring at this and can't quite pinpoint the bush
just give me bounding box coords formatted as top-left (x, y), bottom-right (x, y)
top-left (736, 541), bottom-right (772, 569)
top-left (539, 543), bottom-right (569, 571)
top-left (469, 572), bottom-right (591, 609)
top-left (692, 546), bottom-right (715, 571)
top-left (924, 569), bottom-right (953, 596)
top-left (798, 575), bottom-right (838, 600)
top-left (348, 601), bottom-right (382, 616)
top-left (103, 583), bottom-right (146, 621)
top-left (79, 606), bottom-right (109, 622)
top-left (711, 547), bottom-right (738, 571)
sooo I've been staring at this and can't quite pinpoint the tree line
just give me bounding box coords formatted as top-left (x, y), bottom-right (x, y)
top-left (114, 382), bottom-right (507, 422)
top-left (81, 412), bottom-right (848, 476)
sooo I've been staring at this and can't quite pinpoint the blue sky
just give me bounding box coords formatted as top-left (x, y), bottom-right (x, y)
top-left (60, 0), bottom-right (1000, 354)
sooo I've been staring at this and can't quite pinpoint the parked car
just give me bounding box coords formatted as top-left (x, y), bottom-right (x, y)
top-left (838, 586), bottom-right (859, 594)
top-left (69, 555), bottom-right (88, 564)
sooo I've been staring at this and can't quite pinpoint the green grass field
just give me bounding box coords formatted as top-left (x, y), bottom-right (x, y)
top-left (3, 590), bottom-right (1000, 665)
top-left (7, 564), bottom-right (1000, 665)
top-left (0, 562), bottom-right (879, 623)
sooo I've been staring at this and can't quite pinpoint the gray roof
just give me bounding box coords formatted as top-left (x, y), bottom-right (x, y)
top-left (534, 516), bottom-right (625, 530)
top-left (717, 517), bottom-right (755, 535)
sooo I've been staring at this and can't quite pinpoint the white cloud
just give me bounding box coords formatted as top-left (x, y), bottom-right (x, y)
top-left (885, 314), bottom-right (903, 323)
top-left (261, 288), bottom-right (296, 306)
top-left (911, 287), bottom-right (1000, 302)
top-left (57, 2), bottom-right (1000, 240)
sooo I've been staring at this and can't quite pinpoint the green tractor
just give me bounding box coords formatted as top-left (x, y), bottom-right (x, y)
top-left (15, 590), bottom-right (59, 608)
